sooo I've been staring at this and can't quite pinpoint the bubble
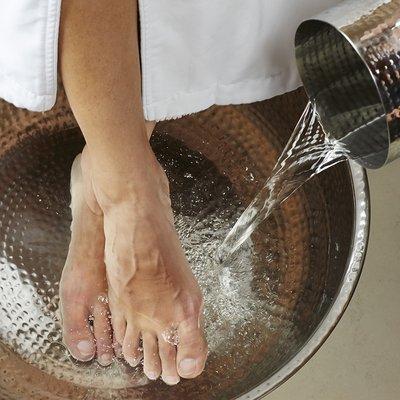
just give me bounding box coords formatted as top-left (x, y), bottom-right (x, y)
top-left (161, 325), bottom-right (180, 346)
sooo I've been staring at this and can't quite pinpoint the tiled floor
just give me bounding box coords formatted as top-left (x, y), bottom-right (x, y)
top-left (265, 161), bottom-right (400, 400)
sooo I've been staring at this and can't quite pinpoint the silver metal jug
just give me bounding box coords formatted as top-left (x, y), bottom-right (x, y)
top-left (295, 0), bottom-right (400, 169)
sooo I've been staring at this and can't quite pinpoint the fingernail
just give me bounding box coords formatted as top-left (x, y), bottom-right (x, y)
top-left (162, 375), bottom-right (180, 385)
top-left (77, 340), bottom-right (94, 357)
top-left (98, 353), bottom-right (113, 366)
top-left (179, 358), bottom-right (197, 375)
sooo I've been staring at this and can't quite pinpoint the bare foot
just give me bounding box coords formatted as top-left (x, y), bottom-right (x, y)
top-left (81, 147), bottom-right (208, 385)
top-left (59, 155), bottom-right (114, 366)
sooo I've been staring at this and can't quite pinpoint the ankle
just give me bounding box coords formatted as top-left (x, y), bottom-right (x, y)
top-left (81, 146), bottom-right (170, 211)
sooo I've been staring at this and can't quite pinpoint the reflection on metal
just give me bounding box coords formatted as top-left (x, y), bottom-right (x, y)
top-left (296, 0), bottom-right (400, 169)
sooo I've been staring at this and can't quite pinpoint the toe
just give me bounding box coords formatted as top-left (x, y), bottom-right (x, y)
top-left (176, 317), bottom-right (208, 379)
top-left (93, 304), bottom-right (114, 366)
top-left (61, 303), bottom-right (96, 362)
top-left (111, 313), bottom-right (126, 358)
top-left (123, 324), bottom-right (143, 367)
top-left (142, 332), bottom-right (161, 380)
top-left (158, 334), bottom-right (180, 385)
top-left (113, 337), bottom-right (123, 359)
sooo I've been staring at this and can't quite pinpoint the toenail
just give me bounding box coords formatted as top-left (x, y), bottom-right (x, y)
top-left (125, 356), bottom-right (142, 367)
top-left (77, 340), bottom-right (94, 356)
top-left (179, 358), bottom-right (197, 375)
top-left (146, 371), bottom-right (159, 380)
top-left (162, 375), bottom-right (180, 385)
top-left (98, 354), bottom-right (113, 366)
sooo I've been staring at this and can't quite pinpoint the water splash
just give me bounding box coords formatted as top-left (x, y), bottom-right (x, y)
top-left (219, 102), bottom-right (349, 261)
top-left (97, 294), bottom-right (109, 305)
top-left (161, 325), bottom-right (180, 346)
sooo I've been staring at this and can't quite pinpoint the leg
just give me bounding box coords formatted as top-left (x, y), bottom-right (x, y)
top-left (59, 0), bottom-right (207, 383)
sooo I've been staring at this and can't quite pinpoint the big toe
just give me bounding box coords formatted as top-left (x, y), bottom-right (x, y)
top-left (176, 318), bottom-right (208, 379)
top-left (61, 304), bottom-right (96, 362)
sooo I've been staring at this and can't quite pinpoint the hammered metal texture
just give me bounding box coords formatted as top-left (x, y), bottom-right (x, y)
top-left (296, 0), bottom-right (400, 169)
top-left (0, 87), bottom-right (365, 400)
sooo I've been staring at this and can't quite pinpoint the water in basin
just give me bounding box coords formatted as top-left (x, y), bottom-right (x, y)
top-left (0, 89), bottom-right (358, 400)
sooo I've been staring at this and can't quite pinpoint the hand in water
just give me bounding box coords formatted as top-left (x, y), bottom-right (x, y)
top-left (60, 150), bottom-right (208, 384)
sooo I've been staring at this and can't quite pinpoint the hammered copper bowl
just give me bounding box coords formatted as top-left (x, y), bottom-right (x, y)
top-left (0, 88), bottom-right (368, 400)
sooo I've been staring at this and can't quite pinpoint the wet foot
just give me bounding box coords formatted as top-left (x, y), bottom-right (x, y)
top-left (81, 145), bottom-right (208, 384)
top-left (59, 155), bottom-right (114, 366)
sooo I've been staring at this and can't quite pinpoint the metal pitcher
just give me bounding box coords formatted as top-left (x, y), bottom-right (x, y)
top-left (295, 0), bottom-right (400, 169)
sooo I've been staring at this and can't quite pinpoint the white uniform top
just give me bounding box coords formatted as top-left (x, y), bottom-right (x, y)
top-left (0, 0), bottom-right (341, 121)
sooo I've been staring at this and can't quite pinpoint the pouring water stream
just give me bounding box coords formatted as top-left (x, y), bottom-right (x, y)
top-left (219, 102), bottom-right (349, 261)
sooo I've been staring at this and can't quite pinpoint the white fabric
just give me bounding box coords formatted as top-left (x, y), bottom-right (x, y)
top-left (0, 0), bottom-right (341, 120)
top-left (139, 0), bottom-right (341, 121)
top-left (0, 0), bottom-right (61, 111)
